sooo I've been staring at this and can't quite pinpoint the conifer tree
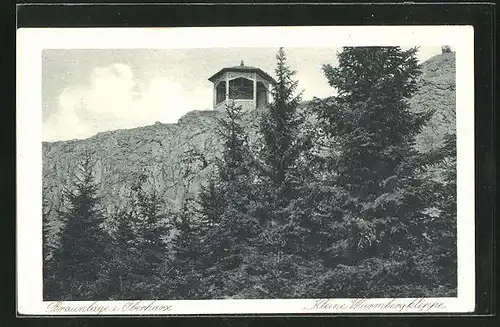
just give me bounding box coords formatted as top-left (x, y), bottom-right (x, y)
top-left (313, 47), bottom-right (435, 295)
top-left (42, 199), bottom-right (58, 299)
top-left (108, 173), bottom-right (172, 299)
top-left (252, 48), bottom-right (318, 297)
top-left (51, 150), bottom-right (112, 300)
top-left (127, 174), bottom-right (169, 299)
top-left (42, 199), bottom-right (52, 263)
top-left (435, 133), bottom-right (457, 290)
top-left (258, 47), bottom-right (310, 200)
top-left (166, 193), bottom-right (205, 299)
top-left (198, 101), bottom-right (262, 298)
top-left (198, 178), bottom-right (225, 227)
top-left (199, 100), bottom-right (255, 220)
top-left (108, 206), bottom-right (136, 299)
top-left (165, 147), bottom-right (219, 299)
top-left (417, 132), bottom-right (457, 294)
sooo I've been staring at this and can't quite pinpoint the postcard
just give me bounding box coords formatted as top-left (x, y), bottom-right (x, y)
top-left (16, 25), bottom-right (474, 315)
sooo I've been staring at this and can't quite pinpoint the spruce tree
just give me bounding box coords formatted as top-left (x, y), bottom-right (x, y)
top-left (165, 147), bottom-right (216, 299)
top-left (42, 199), bottom-right (58, 299)
top-left (108, 206), bottom-right (136, 299)
top-left (198, 101), bottom-right (262, 298)
top-left (126, 174), bottom-right (169, 299)
top-left (166, 193), bottom-right (205, 299)
top-left (435, 133), bottom-right (457, 292)
top-left (252, 47), bottom-right (318, 297)
top-left (51, 150), bottom-right (112, 300)
top-left (416, 132), bottom-right (457, 294)
top-left (198, 178), bottom-right (225, 227)
top-left (313, 47), bottom-right (435, 296)
top-left (108, 173), bottom-right (175, 300)
top-left (42, 199), bottom-right (52, 263)
top-left (258, 47), bottom-right (309, 200)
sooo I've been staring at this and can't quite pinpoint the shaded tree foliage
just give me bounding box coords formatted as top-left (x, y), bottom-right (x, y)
top-left (108, 174), bottom-right (170, 299)
top-left (250, 48), bottom-right (321, 297)
top-left (311, 46), bottom-right (455, 296)
top-left (44, 47), bottom-right (457, 301)
top-left (197, 100), bottom-right (263, 298)
top-left (48, 150), bottom-right (112, 300)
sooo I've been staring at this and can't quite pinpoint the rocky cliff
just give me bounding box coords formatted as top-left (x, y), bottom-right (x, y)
top-left (409, 52), bottom-right (456, 152)
top-left (42, 52), bottom-right (456, 248)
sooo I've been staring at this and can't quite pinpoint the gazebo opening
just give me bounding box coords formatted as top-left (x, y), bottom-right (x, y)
top-left (256, 82), bottom-right (268, 107)
top-left (229, 77), bottom-right (253, 100)
top-left (215, 81), bottom-right (226, 105)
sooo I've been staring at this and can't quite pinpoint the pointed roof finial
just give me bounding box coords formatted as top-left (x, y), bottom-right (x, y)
top-left (240, 60), bottom-right (244, 66)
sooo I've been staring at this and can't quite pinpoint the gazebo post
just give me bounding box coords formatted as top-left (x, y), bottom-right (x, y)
top-left (213, 83), bottom-right (216, 108)
top-left (253, 73), bottom-right (257, 108)
top-left (225, 74), bottom-right (229, 102)
top-left (266, 82), bottom-right (270, 104)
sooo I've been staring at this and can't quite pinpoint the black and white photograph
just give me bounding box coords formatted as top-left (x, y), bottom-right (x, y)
top-left (17, 26), bottom-right (475, 315)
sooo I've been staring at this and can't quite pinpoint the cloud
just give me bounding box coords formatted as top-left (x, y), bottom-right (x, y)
top-left (43, 63), bottom-right (212, 142)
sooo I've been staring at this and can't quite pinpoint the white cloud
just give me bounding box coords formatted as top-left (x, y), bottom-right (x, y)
top-left (43, 63), bottom-right (212, 142)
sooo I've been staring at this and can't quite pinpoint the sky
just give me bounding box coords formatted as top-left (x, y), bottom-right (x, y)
top-left (42, 46), bottom-right (442, 142)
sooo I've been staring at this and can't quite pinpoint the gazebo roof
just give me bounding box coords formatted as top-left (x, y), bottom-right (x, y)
top-left (208, 62), bottom-right (277, 84)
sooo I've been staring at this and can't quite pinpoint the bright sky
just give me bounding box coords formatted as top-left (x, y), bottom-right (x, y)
top-left (42, 46), bottom-right (442, 142)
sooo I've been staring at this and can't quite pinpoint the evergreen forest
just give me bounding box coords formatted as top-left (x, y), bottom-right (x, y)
top-left (44, 47), bottom-right (457, 300)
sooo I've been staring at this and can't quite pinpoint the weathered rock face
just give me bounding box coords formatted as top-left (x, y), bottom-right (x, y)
top-left (43, 110), bottom-right (212, 225)
top-left (42, 52), bottom-right (456, 248)
top-left (42, 107), bottom-right (264, 248)
top-left (410, 52), bottom-right (456, 153)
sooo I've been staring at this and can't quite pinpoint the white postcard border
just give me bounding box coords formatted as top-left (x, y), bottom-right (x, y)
top-left (16, 25), bottom-right (475, 315)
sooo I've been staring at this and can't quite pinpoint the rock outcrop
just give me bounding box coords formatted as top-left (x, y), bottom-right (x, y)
top-left (410, 51), bottom-right (456, 153)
